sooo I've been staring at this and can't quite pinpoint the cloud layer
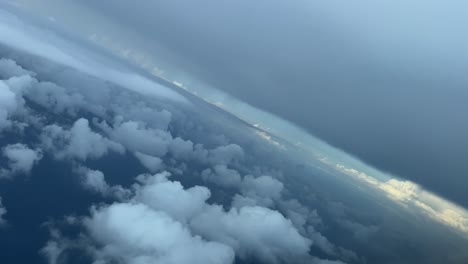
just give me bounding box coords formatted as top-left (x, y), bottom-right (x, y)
top-left (1, 5), bottom-right (467, 264)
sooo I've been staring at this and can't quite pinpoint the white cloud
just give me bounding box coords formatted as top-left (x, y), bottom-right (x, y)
top-left (76, 166), bottom-right (109, 194)
top-left (379, 179), bottom-right (418, 202)
top-left (239, 175), bottom-right (284, 207)
top-left (0, 9), bottom-right (366, 264)
top-left (134, 172), bottom-right (210, 223)
top-left (336, 163), bottom-right (468, 236)
top-left (25, 80), bottom-right (86, 116)
top-left (134, 151), bottom-right (163, 173)
top-left (168, 137), bottom-right (194, 160)
top-left (0, 79), bottom-right (23, 130)
top-left (201, 165), bottom-right (242, 188)
top-left (122, 102), bottom-right (172, 131)
top-left (50, 170), bottom-right (314, 263)
top-left (1, 143), bottom-right (42, 178)
top-left (41, 118), bottom-right (124, 161)
top-left (0, 58), bottom-right (33, 79)
top-left (74, 166), bottom-right (131, 200)
top-left (191, 205), bottom-right (312, 263)
top-left (130, 172), bottom-right (309, 263)
top-left (208, 144), bottom-right (244, 165)
top-left (100, 119), bottom-right (171, 157)
top-left (0, 9), bottom-right (188, 104)
top-left (85, 202), bottom-right (235, 264)
top-left (241, 175), bottom-right (283, 200)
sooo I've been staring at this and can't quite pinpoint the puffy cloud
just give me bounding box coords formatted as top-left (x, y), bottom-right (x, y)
top-left (168, 137), bottom-right (194, 160)
top-left (241, 175), bottom-right (283, 200)
top-left (41, 118), bottom-right (124, 161)
top-left (278, 199), bottom-right (323, 234)
top-left (134, 172), bottom-right (210, 223)
top-left (130, 172), bottom-right (309, 263)
top-left (84, 202), bottom-right (235, 264)
top-left (0, 59), bottom-right (106, 118)
top-left (1, 143), bottom-right (42, 178)
top-left (208, 144), bottom-right (244, 165)
top-left (134, 151), bottom-right (163, 173)
top-left (201, 165), bottom-right (242, 188)
top-left (50, 170), bottom-right (313, 263)
top-left (0, 58), bottom-right (33, 79)
top-left (134, 172), bottom-right (311, 262)
top-left (238, 175), bottom-right (284, 207)
top-left (76, 166), bottom-right (109, 194)
top-left (201, 168), bottom-right (284, 208)
top-left (123, 103), bottom-right (172, 131)
top-left (0, 9), bottom-right (374, 264)
top-left (74, 166), bottom-right (131, 200)
top-left (0, 79), bottom-right (23, 130)
top-left (0, 81), bottom-right (16, 111)
top-left (100, 119), bottom-right (171, 157)
top-left (191, 205), bottom-right (312, 263)
top-left (25, 80), bottom-right (86, 116)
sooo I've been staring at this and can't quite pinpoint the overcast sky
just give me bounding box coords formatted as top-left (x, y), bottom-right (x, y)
top-left (17, 0), bottom-right (468, 208)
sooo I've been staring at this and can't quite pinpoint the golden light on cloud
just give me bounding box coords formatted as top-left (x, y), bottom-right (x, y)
top-left (335, 163), bottom-right (468, 236)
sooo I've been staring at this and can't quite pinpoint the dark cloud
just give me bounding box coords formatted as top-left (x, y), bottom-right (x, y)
top-left (49, 0), bottom-right (468, 207)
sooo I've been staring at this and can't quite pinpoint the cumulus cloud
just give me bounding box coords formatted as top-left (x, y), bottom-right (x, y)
top-left (200, 166), bottom-right (284, 208)
top-left (75, 166), bottom-right (109, 194)
top-left (99, 118), bottom-right (171, 157)
top-left (168, 137), bottom-right (194, 160)
top-left (207, 144), bottom-right (244, 165)
top-left (133, 172), bottom-right (310, 263)
top-left (191, 205), bottom-right (312, 263)
top-left (0, 79), bottom-right (24, 130)
top-left (123, 103), bottom-right (172, 131)
top-left (241, 175), bottom-right (283, 202)
top-left (45, 171), bottom-right (313, 264)
top-left (0, 8), bottom-right (374, 264)
top-left (41, 118), bottom-right (124, 161)
top-left (74, 166), bottom-right (131, 200)
top-left (134, 172), bottom-right (210, 223)
top-left (229, 175), bottom-right (284, 208)
top-left (1, 143), bottom-right (42, 178)
top-left (26, 80), bottom-right (86, 116)
top-left (134, 151), bottom-right (163, 173)
top-left (85, 202), bottom-right (235, 264)
top-left (201, 165), bottom-right (242, 188)
top-left (278, 199), bottom-right (323, 235)
top-left (0, 58), bottom-right (33, 79)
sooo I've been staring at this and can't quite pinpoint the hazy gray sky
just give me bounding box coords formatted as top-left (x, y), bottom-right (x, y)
top-left (18, 0), bottom-right (468, 207)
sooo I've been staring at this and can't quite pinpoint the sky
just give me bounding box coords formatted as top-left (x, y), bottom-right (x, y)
top-left (1, 3), bottom-right (468, 263)
top-left (14, 0), bottom-right (468, 208)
